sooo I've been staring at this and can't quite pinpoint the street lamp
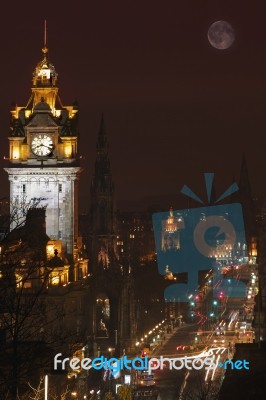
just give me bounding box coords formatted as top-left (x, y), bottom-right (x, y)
top-left (108, 347), bottom-right (115, 357)
top-left (44, 375), bottom-right (48, 400)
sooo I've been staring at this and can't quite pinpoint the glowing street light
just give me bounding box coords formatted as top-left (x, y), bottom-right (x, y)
top-left (44, 375), bottom-right (48, 400)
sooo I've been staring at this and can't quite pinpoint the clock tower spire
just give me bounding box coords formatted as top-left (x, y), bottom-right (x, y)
top-left (44, 19), bottom-right (47, 50)
top-left (5, 35), bottom-right (82, 261)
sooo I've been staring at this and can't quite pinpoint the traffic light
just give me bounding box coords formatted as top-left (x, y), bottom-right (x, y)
top-left (141, 348), bottom-right (149, 357)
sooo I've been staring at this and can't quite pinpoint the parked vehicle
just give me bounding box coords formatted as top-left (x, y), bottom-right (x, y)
top-left (138, 372), bottom-right (156, 387)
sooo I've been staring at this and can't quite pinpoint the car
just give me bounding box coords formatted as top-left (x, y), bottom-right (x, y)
top-left (138, 372), bottom-right (156, 387)
top-left (213, 337), bottom-right (225, 346)
top-left (235, 321), bottom-right (247, 331)
top-left (215, 327), bottom-right (225, 336)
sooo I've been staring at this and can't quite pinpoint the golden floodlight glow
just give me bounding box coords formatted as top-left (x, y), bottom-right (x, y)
top-left (251, 248), bottom-right (257, 257)
top-left (64, 143), bottom-right (72, 158)
top-left (47, 245), bottom-right (54, 257)
top-left (51, 276), bottom-right (60, 285)
top-left (12, 147), bottom-right (20, 159)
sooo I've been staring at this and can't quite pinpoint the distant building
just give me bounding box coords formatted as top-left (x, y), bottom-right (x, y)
top-left (219, 342), bottom-right (266, 399)
top-left (116, 209), bottom-right (156, 263)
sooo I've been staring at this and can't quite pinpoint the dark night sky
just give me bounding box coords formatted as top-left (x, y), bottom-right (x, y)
top-left (1, 0), bottom-right (266, 212)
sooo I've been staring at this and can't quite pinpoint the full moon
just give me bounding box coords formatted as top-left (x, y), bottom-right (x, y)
top-left (207, 20), bottom-right (235, 50)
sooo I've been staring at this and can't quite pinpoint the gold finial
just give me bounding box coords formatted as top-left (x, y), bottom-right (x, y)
top-left (42, 19), bottom-right (48, 55)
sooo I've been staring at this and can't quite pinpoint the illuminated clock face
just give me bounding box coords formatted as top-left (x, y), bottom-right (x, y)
top-left (31, 134), bottom-right (53, 156)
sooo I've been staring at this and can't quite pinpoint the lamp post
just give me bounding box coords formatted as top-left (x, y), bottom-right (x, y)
top-left (108, 347), bottom-right (115, 357)
top-left (44, 374), bottom-right (48, 400)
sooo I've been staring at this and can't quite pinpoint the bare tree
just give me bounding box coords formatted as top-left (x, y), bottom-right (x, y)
top-left (0, 196), bottom-right (46, 242)
top-left (0, 200), bottom-right (79, 399)
top-left (17, 379), bottom-right (69, 400)
top-left (117, 385), bottom-right (133, 400)
top-left (178, 371), bottom-right (221, 400)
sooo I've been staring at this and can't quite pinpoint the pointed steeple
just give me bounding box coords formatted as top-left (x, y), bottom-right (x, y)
top-left (229, 175), bottom-right (237, 204)
top-left (93, 114), bottom-right (112, 185)
top-left (89, 115), bottom-right (118, 271)
top-left (238, 153), bottom-right (257, 254)
top-left (239, 153), bottom-right (253, 199)
top-left (96, 113), bottom-right (109, 156)
top-left (90, 114), bottom-right (115, 217)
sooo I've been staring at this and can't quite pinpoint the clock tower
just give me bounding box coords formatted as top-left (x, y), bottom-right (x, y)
top-left (5, 41), bottom-right (81, 257)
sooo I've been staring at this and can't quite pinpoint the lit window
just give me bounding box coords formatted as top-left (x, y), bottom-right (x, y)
top-left (51, 276), bottom-right (60, 285)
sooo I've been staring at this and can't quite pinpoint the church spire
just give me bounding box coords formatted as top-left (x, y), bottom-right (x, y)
top-left (96, 113), bottom-right (108, 156)
top-left (89, 115), bottom-right (117, 270)
top-left (239, 153), bottom-right (252, 197)
top-left (238, 153), bottom-right (257, 255)
top-left (92, 114), bottom-right (113, 194)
